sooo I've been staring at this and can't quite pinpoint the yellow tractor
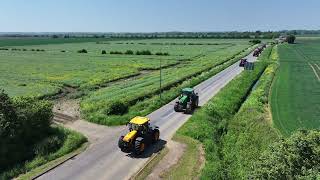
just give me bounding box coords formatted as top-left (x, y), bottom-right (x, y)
top-left (118, 116), bottom-right (160, 155)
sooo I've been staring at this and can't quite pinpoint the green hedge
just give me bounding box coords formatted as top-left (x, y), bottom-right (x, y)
top-left (0, 91), bottom-right (87, 179)
top-left (176, 60), bottom-right (268, 179)
top-left (252, 130), bottom-right (320, 179)
top-left (220, 63), bottom-right (280, 179)
top-left (0, 126), bottom-right (87, 179)
top-left (0, 92), bottom-right (53, 169)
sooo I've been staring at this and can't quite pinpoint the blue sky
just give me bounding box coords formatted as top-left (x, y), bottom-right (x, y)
top-left (1, 0), bottom-right (319, 32)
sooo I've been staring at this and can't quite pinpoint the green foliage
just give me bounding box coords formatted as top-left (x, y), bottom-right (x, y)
top-left (155, 52), bottom-right (169, 56)
top-left (220, 62), bottom-right (280, 179)
top-left (136, 50), bottom-right (152, 55)
top-left (251, 130), bottom-right (320, 179)
top-left (77, 49), bottom-right (87, 53)
top-left (249, 39), bottom-right (261, 44)
top-left (101, 50), bottom-right (107, 54)
top-left (0, 126), bottom-right (87, 180)
top-left (286, 34), bottom-right (296, 44)
top-left (106, 101), bottom-right (128, 115)
top-left (110, 51), bottom-right (123, 54)
top-left (175, 61), bottom-right (268, 179)
top-left (124, 50), bottom-right (134, 55)
top-left (0, 91), bottom-right (53, 170)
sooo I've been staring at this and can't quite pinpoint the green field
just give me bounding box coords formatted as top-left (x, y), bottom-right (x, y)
top-left (0, 38), bottom-right (255, 125)
top-left (271, 38), bottom-right (320, 136)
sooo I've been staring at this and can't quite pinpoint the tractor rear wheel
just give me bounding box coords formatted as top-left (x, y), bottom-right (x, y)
top-left (152, 129), bottom-right (160, 143)
top-left (118, 136), bottom-right (126, 152)
top-left (185, 102), bottom-right (192, 114)
top-left (134, 137), bottom-right (145, 155)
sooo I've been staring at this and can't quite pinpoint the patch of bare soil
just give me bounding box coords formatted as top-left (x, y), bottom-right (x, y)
top-left (146, 141), bottom-right (186, 180)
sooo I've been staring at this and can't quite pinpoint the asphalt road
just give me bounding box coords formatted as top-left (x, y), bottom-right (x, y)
top-left (37, 52), bottom-right (257, 180)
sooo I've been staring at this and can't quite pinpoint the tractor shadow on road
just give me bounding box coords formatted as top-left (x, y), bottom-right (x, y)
top-left (127, 139), bottom-right (167, 159)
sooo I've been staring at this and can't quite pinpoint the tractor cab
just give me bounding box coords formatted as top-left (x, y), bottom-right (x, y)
top-left (128, 116), bottom-right (150, 135)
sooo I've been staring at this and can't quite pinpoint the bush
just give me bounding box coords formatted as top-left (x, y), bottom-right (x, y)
top-left (106, 101), bottom-right (128, 115)
top-left (101, 50), bottom-right (107, 54)
top-left (251, 130), bottom-right (320, 179)
top-left (249, 39), bottom-right (261, 44)
top-left (286, 34), bottom-right (296, 44)
top-left (0, 91), bottom-right (53, 170)
top-left (77, 49), bottom-right (88, 53)
top-left (136, 50), bottom-right (152, 55)
top-left (61, 50), bottom-right (66, 52)
top-left (124, 50), bottom-right (134, 55)
top-left (155, 52), bottom-right (169, 56)
top-left (110, 51), bottom-right (123, 55)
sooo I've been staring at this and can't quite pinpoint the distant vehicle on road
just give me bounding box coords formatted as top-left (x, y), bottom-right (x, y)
top-left (239, 58), bottom-right (248, 67)
top-left (174, 88), bottom-right (199, 114)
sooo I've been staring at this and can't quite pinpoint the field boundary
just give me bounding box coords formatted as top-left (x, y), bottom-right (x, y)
top-left (17, 142), bottom-right (89, 180)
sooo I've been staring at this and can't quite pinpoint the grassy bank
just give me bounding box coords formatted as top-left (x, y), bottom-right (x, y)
top-left (0, 126), bottom-right (87, 179)
top-left (164, 46), bottom-right (277, 179)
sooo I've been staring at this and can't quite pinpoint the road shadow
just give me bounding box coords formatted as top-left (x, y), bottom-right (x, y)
top-left (127, 139), bottom-right (167, 159)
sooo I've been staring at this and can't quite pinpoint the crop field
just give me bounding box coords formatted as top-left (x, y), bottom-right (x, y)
top-left (271, 38), bottom-right (320, 136)
top-left (0, 38), bottom-right (254, 125)
top-left (0, 38), bottom-right (250, 97)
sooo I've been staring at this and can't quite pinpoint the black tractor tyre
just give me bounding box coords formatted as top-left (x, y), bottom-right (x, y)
top-left (134, 137), bottom-right (145, 155)
top-left (195, 97), bottom-right (199, 108)
top-left (174, 103), bottom-right (180, 112)
top-left (118, 136), bottom-right (124, 149)
top-left (152, 129), bottom-right (160, 143)
top-left (185, 102), bottom-right (192, 114)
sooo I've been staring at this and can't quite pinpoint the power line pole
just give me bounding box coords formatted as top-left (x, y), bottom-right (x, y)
top-left (160, 58), bottom-right (162, 100)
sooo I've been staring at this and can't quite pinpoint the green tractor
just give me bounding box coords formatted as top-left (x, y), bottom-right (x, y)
top-left (118, 116), bottom-right (160, 155)
top-left (174, 88), bottom-right (199, 114)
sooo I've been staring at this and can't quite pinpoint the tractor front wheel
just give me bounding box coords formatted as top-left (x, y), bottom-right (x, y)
top-left (174, 103), bottom-right (180, 112)
top-left (134, 137), bottom-right (145, 155)
top-left (152, 129), bottom-right (160, 143)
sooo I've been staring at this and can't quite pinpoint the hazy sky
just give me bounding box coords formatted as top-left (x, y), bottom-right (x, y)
top-left (1, 0), bottom-right (320, 32)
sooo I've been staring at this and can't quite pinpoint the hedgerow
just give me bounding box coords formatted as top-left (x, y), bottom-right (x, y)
top-left (0, 91), bottom-right (87, 179)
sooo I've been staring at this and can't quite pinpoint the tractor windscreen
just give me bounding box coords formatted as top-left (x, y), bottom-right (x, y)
top-left (129, 123), bottom-right (141, 131)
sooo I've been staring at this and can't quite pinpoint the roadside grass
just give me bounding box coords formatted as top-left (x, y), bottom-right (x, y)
top-left (82, 45), bottom-right (257, 125)
top-left (160, 135), bottom-right (203, 180)
top-left (165, 46), bottom-right (274, 179)
top-left (133, 147), bottom-right (169, 180)
top-left (220, 63), bottom-right (280, 179)
top-left (0, 126), bottom-right (87, 180)
top-left (271, 38), bottom-right (320, 136)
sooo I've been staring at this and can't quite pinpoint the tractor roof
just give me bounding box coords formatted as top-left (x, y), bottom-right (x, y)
top-left (130, 116), bottom-right (150, 125)
top-left (182, 88), bottom-right (194, 93)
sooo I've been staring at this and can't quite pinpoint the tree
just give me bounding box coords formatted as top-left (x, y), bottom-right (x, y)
top-left (77, 49), bottom-right (88, 53)
top-left (251, 130), bottom-right (320, 179)
top-left (286, 35), bottom-right (296, 44)
top-left (101, 50), bottom-right (107, 54)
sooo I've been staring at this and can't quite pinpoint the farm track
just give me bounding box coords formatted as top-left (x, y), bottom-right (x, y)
top-left (37, 51), bottom-right (258, 180)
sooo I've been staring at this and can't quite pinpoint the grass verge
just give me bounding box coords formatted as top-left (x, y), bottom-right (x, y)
top-left (0, 126), bottom-right (87, 180)
top-left (160, 135), bottom-right (203, 180)
top-left (133, 147), bottom-right (169, 180)
top-left (165, 46), bottom-right (274, 179)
